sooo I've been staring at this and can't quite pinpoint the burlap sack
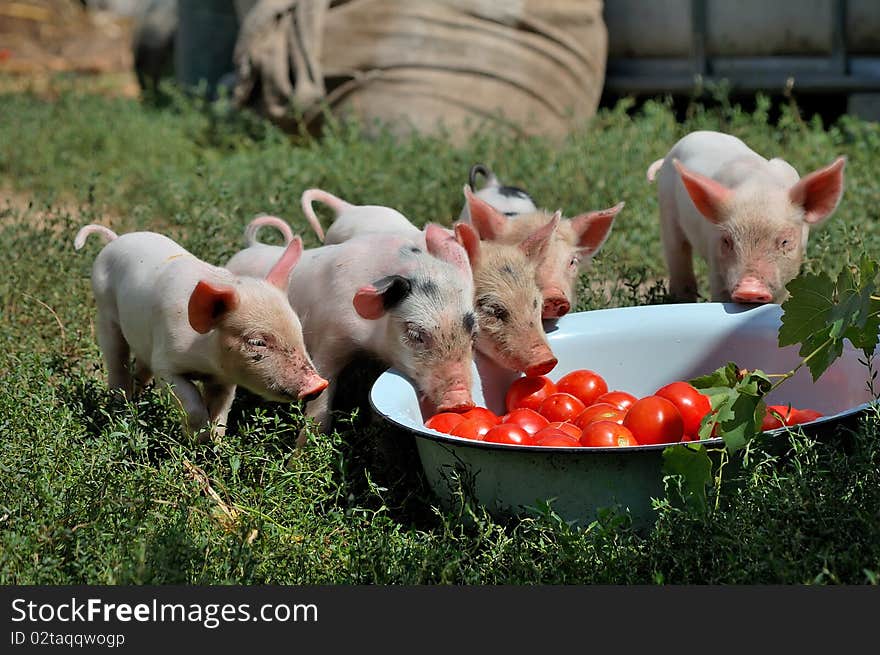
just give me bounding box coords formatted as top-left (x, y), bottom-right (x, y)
top-left (234, 0), bottom-right (607, 142)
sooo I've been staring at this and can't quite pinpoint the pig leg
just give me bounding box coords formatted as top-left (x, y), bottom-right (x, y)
top-left (295, 348), bottom-right (347, 448)
top-left (132, 359), bottom-right (153, 397)
top-left (96, 314), bottom-right (133, 399)
top-left (659, 199), bottom-right (698, 301)
top-left (203, 381), bottom-right (237, 439)
top-left (707, 265), bottom-right (730, 302)
top-left (164, 374), bottom-right (211, 442)
top-left (298, 379), bottom-right (337, 447)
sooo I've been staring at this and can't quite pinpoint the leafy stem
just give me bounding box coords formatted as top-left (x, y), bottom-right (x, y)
top-left (666, 254), bottom-right (880, 517)
top-left (768, 335), bottom-right (834, 393)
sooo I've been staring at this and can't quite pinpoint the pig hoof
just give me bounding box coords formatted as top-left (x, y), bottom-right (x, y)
top-left (284, 447), bottom-right (308, 470)
top-left (192, 427), bottom-right (214, 445)
top-left (294, 426), bottom-right (312, 450)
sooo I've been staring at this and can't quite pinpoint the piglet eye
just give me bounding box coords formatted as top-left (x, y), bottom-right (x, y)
top-left (405, 323), bottom-right (425, 344)
top-left (721, 236), bottom-right (734, 251)
top-left (247, 338), bottom-right (266, 347)
top-left (569, 256), bottom-right (579, 268)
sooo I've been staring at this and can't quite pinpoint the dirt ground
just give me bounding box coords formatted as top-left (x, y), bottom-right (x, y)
top-left (0, 0), bottom-right (139, 97)
top-left (0, 1), bottom-right (137, 223)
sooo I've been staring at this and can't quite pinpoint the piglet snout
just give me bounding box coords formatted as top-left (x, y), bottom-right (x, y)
top-left (525, 357), bottom-right (558, 377)
top-left (542, 291), bottom-right (571, 319)
top-left (731, 277), bottom-right (773, 304)
top-left (298, 375), bottom-right (329, 402)
top-left (436, 386), bottom-right (475, 413)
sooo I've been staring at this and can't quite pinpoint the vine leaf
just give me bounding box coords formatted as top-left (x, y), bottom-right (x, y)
top-left (662, 443), bottom-right (713, 514)
top-left (690, 363), bottom-right (771, 452)
top-left (670, 256), bottom-right (880, 517)
top-left (779, 256), bottom-right (880, 380)
top-left (778, 272), bottom-right (835, 347)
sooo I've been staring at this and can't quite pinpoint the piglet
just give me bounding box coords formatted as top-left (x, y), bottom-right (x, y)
top-left (302, 188), bottom-right (420, 244)
top-left (299, 189), bottom-right (558, 376)
top-left (458, 163), bottom-right (539, 221)
top-left (453, 219), bottom-right (558, 376)
top-left (75, 225), bottom-right (328, 441)
top-left (647, 130), bottom-right (846, 303)
top-left (226, 220), bottom-right (477, 440)
top-left (462, 187), bottom-right (624, 318)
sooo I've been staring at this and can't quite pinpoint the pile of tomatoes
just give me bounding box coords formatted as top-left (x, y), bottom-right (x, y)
top-left (424, 369), bottom-right (824, 448)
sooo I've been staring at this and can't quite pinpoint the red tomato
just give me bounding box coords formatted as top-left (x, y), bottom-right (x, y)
top-left (547, 421), bottom-right (582, 439)
top-left (681, 432), bottom-right (700, 443)
top-left (555, 369), bottom-right (608, 407)
top-left (595, 391), bottom-right (638, 411)
top-left (424, 412), bottom-right (465, 434)
top-left (483, 423), bottom-right (534, 446)
top-left (501, 408), bottom-right (550, 435)
top-left (654, 381), bottom-right (712, 437)
top-left (762, 404), bottom-right (793, 431)
top-left (579, 421), bottom-right (639, 447)
top-left (450, 417), bottom-right (495, 440)
top-left (623, 395), bottom-right (684, 445)
top-left (538, 393), bottom-right (587, 423)
top-left (460, 407), bottom-right (500, 426)
top-left (573, 403), bottom-right (626, 430)
top-left (763, 405), bottom-right (823, 430)
top-left (533, 428), bottom-right (581, 447)
top-left (505, 375), bottom-right (557, 413)
top-left (790, 408), bottom-right (823, 425)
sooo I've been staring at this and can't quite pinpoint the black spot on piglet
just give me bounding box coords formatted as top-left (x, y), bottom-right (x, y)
top-left (498, 185), bottom-right (533, 201)
top-left (463, 312), bottom-right (476, 333)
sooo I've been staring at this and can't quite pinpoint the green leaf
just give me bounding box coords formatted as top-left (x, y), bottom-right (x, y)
top-left (689, 367), bottom-right (771, 447)
top-left (841, 255), bottom-right (880, 352)
top-left (689, 362), bottom-right (739, 390)
top-left (717, 394), bottom-right (765, 452)
top-left (662, 443), bottom-right (713, 514)
top-left (779, 272), bottom-right (835, 347)
top-left (696, 407), bottom-right (720, 441)
top-left (780, 257), bottom-right (880, 382)
top-left (829, 260), bottom-right (876, 338)
top-left (798, 327), bottom-right (845, 382)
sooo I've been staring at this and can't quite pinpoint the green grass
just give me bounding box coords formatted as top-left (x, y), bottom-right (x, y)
top-left (1, 84), bottom-right (879, 584)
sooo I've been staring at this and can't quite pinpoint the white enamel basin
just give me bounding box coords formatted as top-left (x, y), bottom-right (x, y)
top-left (369, 303), bottom-right (874, 527)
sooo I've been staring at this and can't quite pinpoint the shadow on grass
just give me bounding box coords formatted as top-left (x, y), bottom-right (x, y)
top-left (54, 364), bottom-right (192, 466)
top-left (52, 350), bottom-right (453, 533)
top-left (321, 356), bottom-right (441, 530)
top-left (110, 509), bottom-right (208, 585)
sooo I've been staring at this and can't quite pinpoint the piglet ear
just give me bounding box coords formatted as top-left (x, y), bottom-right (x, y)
top-left (425, 223), bottom-right (471, 276)
top-left (454, 223), bottom-right (481, 269)
top-left (464, 184), bottom-right (508, 240)
top-left (353, 275), bottom-right (412, 320)
top-left (265, 236), bottom-right (303, 290)
top-left (571, 201), bottom-right (624, 255)
top-left (188, 281), bottom-right (239, 334)
top-left (519, 211), bottom-right (559, 261)
top-left (674, 159), bottom-right (732, 224)
top-left (789, 156), bottom-right (846, 225)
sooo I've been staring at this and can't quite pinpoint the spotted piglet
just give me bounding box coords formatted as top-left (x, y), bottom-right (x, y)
top-left (458, 164), bottom-right (539, 221)
top-left (299, 189), bottom-right (558, 376)
top-left (226, 219), bottom-right (477, 441)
